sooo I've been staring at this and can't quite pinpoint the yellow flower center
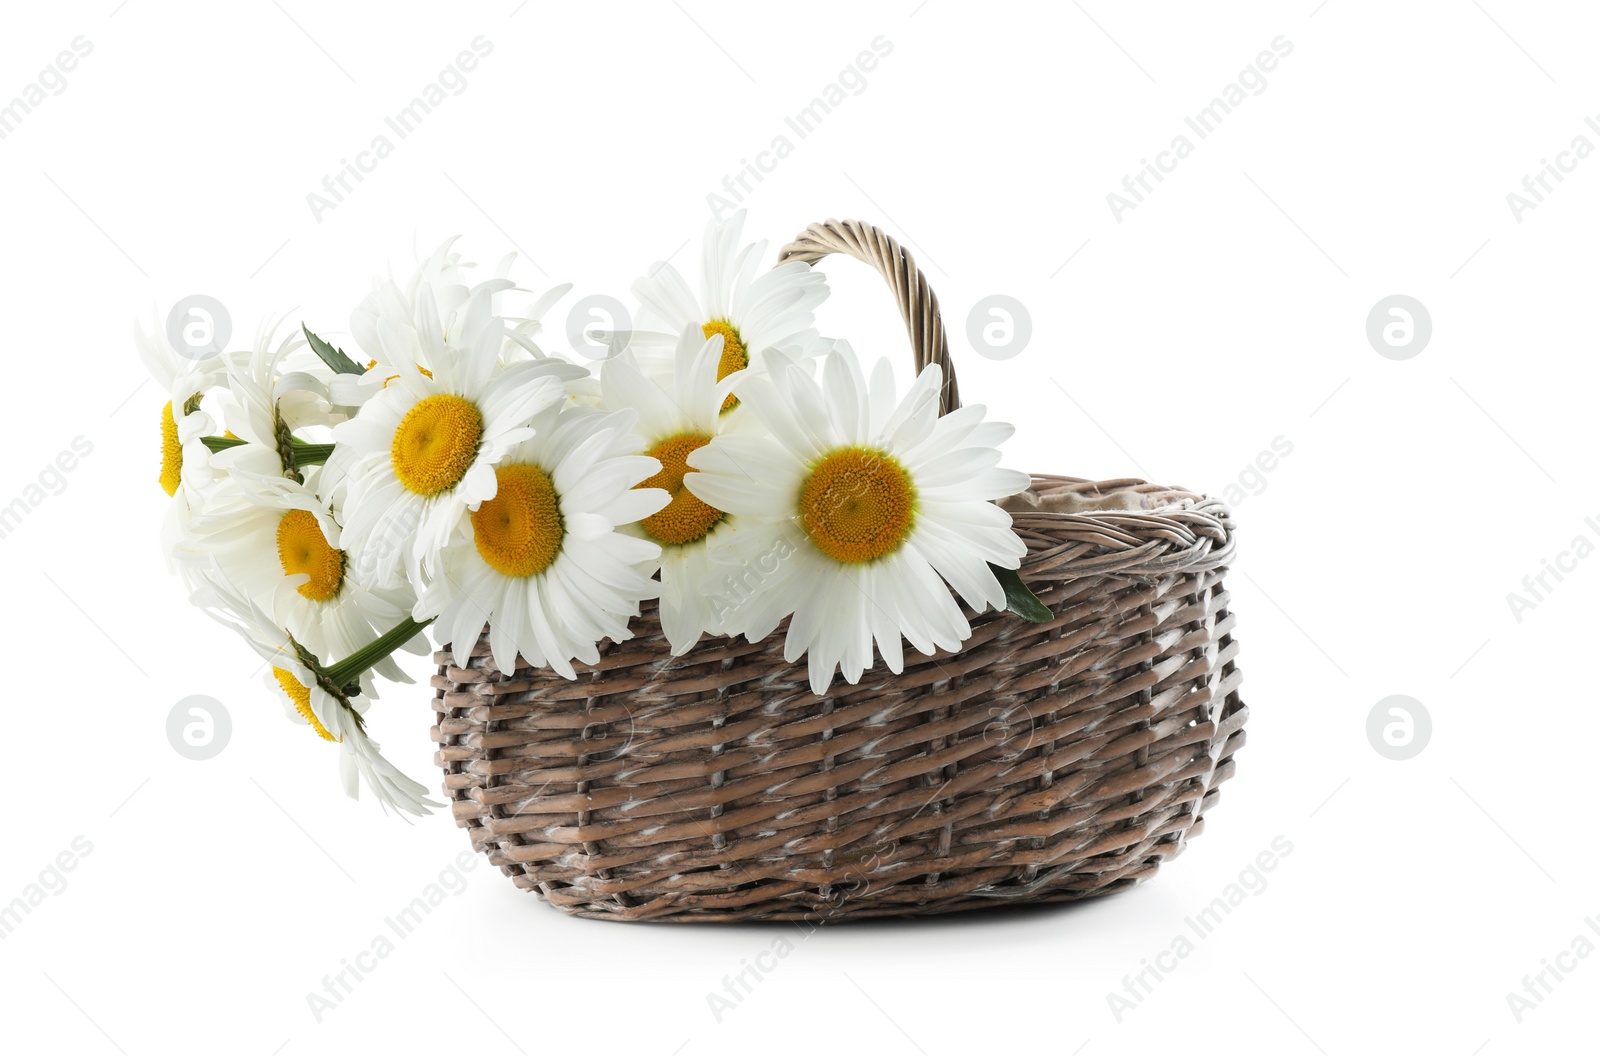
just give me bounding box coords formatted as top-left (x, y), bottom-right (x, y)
top-left (471, 463), bottom-right (564, 577)
top-left (637, 433), bottom-right (722, 545)
top-left (391, 393), bottom-right (484, 496)
top-left (159, 401), bottom-right (182, 496)
top-left (701, 319), bottom-right (748, 413)
top-left (798, 447), bottom-right (917, 564)
top-left (275, 509), bottom-right (346, 601)
top-left (273, 667), bottom-right (337, 741)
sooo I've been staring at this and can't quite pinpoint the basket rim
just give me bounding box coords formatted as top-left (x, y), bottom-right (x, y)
top-left (1005, 474), bottom-right (1219, 516)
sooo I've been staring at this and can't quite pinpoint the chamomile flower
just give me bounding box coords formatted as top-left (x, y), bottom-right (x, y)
top-left (599, 326), bottom-right (760, 653)
top-left (139, 315), bottom-right (224, 497)
top-left (190, 573), bottom-right (440, 816)
top-left (338, 237), bottom-right (572, 408)
top-left (414, 402), bottom-right (667, 678)
top-left (328, 288), bottom-right (583, 588)
top-left (607, 211), bottom-right (828, 407)
top-left (180, 465), bottom-right (424, 695)
top-left (209, 320), bottom-right (342, 480)
top-left (685, 346), bottom-right (1031, 694)
top-left (139, 315), bottom-right (231, 568)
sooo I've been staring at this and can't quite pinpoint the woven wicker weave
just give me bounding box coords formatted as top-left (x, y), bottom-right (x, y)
top-left (429, 220), bottom-right (1247, 922)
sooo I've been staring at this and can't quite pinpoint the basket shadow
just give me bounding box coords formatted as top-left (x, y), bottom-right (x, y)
top-left (615, 885), bottom-right (1135, 935)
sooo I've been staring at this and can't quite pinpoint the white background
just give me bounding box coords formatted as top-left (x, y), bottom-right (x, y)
top-left (1, 1), bottom-right (1595, 1052)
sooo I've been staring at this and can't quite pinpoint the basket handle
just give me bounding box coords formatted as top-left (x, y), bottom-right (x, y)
top-left (776, 219), bottom-right (961, 415)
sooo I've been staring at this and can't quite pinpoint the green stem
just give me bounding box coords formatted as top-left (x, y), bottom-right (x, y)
top-left (325, 617), bottom-right (434, 688)
top-left (201, 435), bottom-right (247, 453)
top-left (291, 442), bottom-right (336, 466)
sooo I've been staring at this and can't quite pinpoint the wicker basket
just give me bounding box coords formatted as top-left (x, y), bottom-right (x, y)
top-left (429, 219), bottom-right (1247, 922)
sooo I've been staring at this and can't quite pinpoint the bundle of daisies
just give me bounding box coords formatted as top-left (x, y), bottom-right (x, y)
top-left (147, 212), bottom-right (1044, 815)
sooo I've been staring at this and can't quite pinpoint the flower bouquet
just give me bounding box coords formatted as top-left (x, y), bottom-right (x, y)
top-left (150, 214), bottom-right (1245, 920)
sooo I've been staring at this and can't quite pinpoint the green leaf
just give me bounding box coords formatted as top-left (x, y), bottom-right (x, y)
top-left (200, 435), bottom-right (247, 454)
top-left (990, 563), bottom-right (1051, 623)
top-left (302, 323), bottom-right (365, 375)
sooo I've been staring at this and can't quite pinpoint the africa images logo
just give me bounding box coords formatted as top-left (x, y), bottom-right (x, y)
top-left (1106, 35), bottom-right (1294, 222)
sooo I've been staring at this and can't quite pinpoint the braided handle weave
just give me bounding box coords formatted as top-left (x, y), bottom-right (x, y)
top-left (776, 219), bottom-right (961, 415)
